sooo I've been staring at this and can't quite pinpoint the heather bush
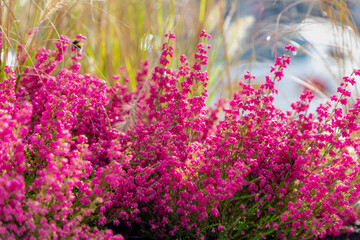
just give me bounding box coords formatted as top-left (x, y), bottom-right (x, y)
top-left (0, 34), bottom-right (124, 240)
top-left (1, 29), bottom-right (360, 240)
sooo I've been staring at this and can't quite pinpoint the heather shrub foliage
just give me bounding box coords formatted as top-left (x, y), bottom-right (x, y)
top-left (1, 31), bottom-right (360, 239)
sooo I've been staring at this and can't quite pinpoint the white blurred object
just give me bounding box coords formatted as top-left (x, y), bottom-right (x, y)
top-left (297, 17), bottom-right (360, 81)
top-left (140, 34), bottom-right (154, 52)
top-left (225, 16), bottom-right (255, 59)
top-left (1, 50), bottom-right (17, 68)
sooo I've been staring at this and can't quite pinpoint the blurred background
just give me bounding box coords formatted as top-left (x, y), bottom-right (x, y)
top-left (2, 0), bottom-right (360, 110)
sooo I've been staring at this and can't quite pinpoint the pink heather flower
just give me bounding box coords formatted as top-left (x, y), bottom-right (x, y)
top-left (273, 223), bottom-right (279, 230)
top-left (180, 55), bottom-right (187, 63)
top-left (284, 44), bottom-right (295, 52)
top-left (165, 32), bottom-right (176, 39)
top-left (112, 75), bottom-right (120, 80)
top-left (199, 30), bottom-right (211, 39)
top-left (340, 98), bottom-right (347, 105)
top-left (76, 34), bottom-right (87, 41)
top-left (244, 71), bottom-right (255, 81)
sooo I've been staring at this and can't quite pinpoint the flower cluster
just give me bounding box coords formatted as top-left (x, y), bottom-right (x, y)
top-left (1, 29), bottom-right (360, 240)
top-left (0, 34), bottom-right (124, 239)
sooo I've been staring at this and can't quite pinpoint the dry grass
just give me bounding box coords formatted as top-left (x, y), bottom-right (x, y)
top-left (1, 0), bottom-right (360, 102)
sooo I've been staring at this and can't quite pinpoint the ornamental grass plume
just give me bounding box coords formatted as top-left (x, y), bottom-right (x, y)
top-left (1, 29), bottom-right (360, 240)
